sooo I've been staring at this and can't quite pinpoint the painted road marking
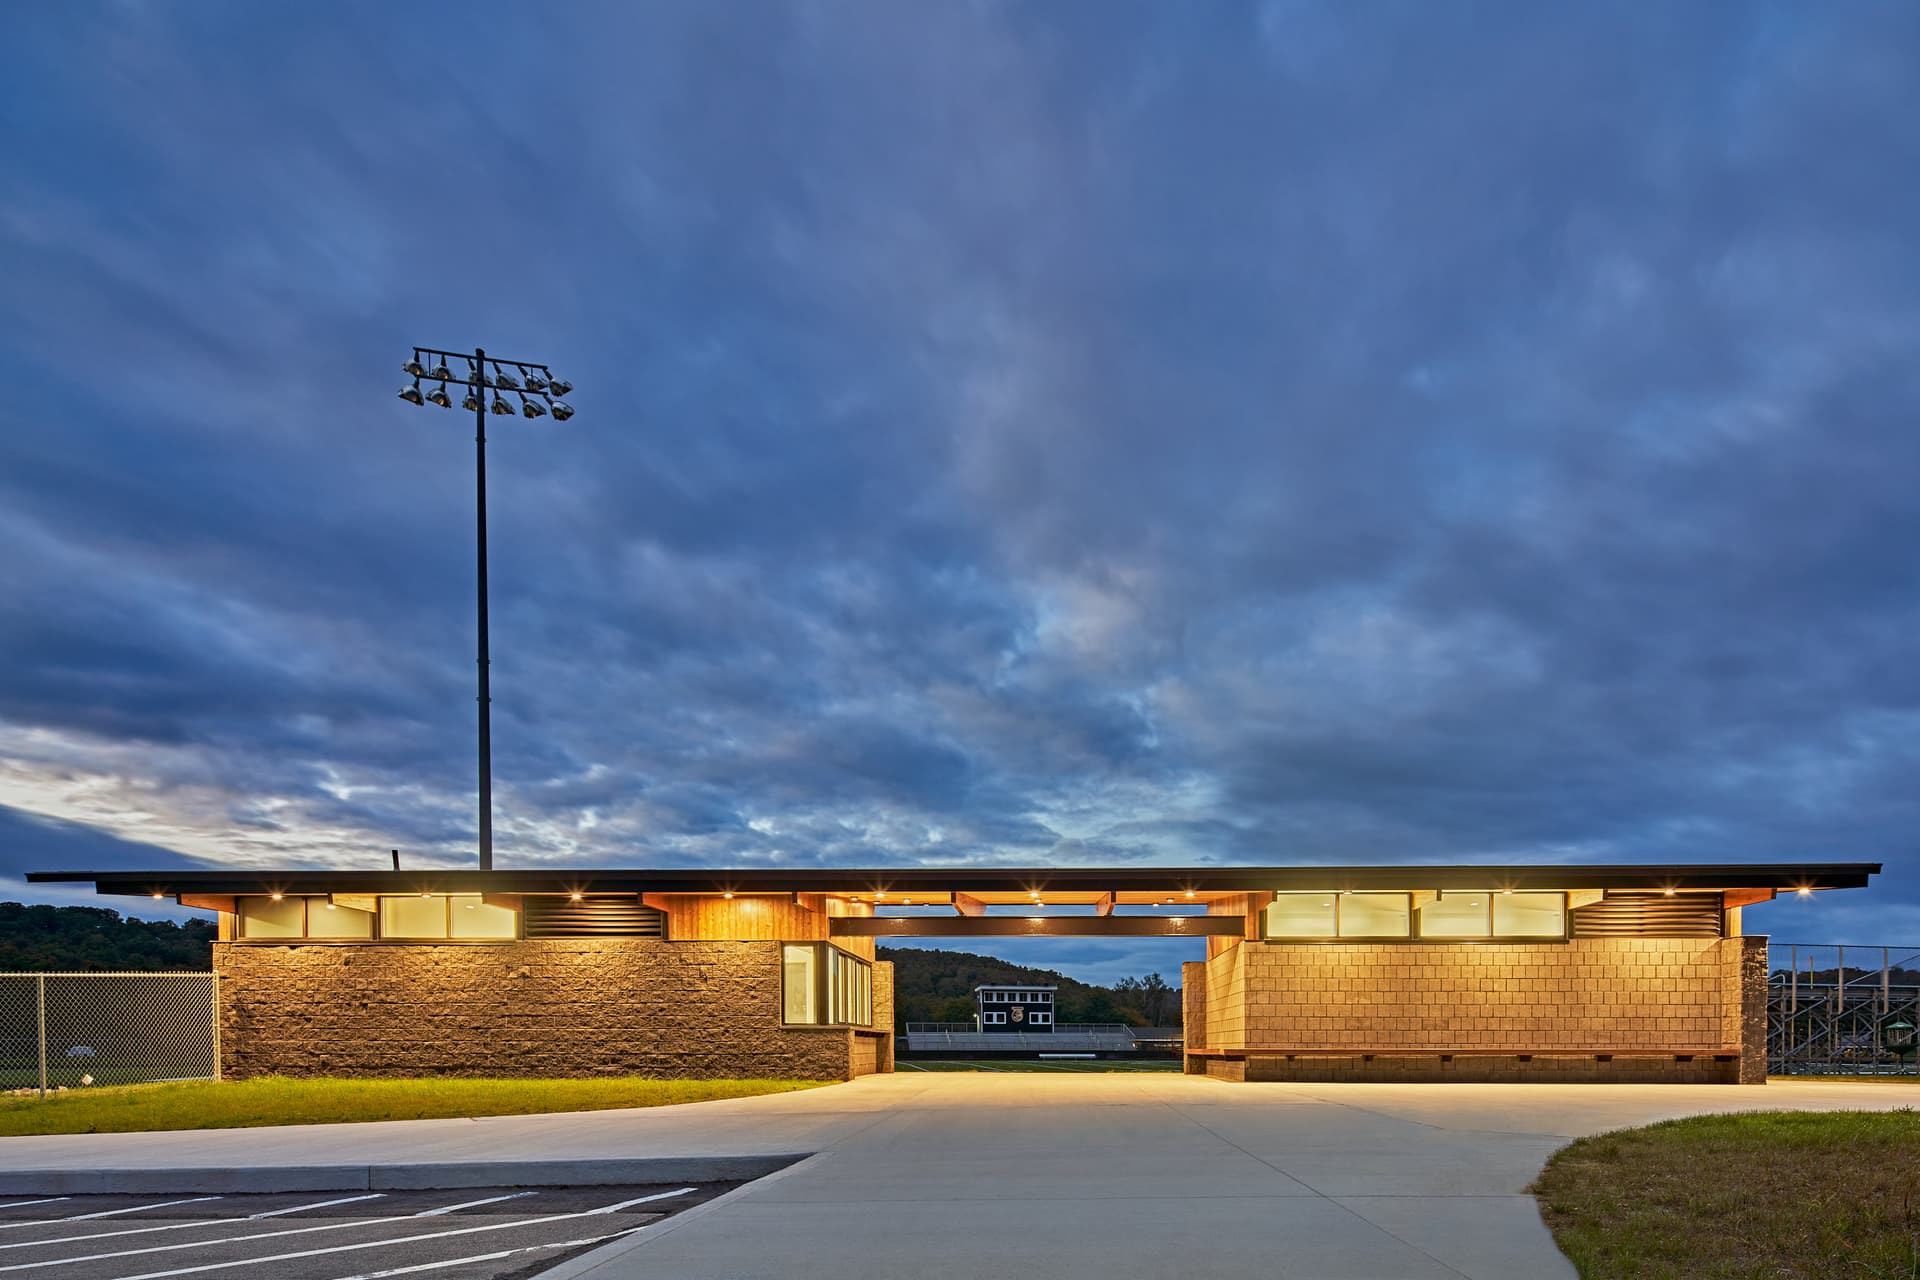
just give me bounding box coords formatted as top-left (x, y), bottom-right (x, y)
top-left (325, 1225), bottom-right (650, 1279)
top-left (0, 1194), bottom-right (393, 1255)
top-left (411, 1193), bottom-right (534, 1217)
top-left (78, 1190), bottom-right (698, 1280)
top-left (249, 1194), bottom-right (387, 1220)
top-left (0, 1199), bottom-right (220, 1233)
top-left (0, 1189), bottom-right (692, 1275)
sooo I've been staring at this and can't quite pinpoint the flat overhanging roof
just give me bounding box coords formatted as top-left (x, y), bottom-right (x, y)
top-left (26, 862), bottom-right (1881, 901)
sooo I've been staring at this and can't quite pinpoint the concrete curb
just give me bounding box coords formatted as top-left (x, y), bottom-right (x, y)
top-left (0, 1154), bottom-right (809, 1196)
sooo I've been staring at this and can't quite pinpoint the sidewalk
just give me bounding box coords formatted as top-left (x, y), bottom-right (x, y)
top-left (4, 1074), bottom-right (1914, 1279)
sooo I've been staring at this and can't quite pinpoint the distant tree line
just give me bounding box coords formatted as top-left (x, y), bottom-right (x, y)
top-left (0, 903), bottom-right (215, 972)
top-left (879, 946), bottom-right (1180, 1030)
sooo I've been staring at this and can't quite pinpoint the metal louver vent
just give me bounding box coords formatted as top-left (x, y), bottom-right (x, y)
top-left (1571, 892), bottom-right (1723, 939)
top-left (522, 896), bottom-right (667, 938)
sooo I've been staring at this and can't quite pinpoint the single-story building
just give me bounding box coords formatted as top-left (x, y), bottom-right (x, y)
top-left (31, 862), bottom-right (1878, 1083)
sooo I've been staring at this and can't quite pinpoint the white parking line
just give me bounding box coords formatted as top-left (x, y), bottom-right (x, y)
top-left (0, 1189), bottom-right (690, 1275)
top-left (0, 1203), bottom-right (68, 1213)
top-left (0, 1199), bottom-right (220, 1233)
top-left (0, 1194), bottom-right (390, 1255)
top-left (325, 1225), bottom-right (650, 1280)
top-left (410, 1192), bottom-right (533, 1217)
top-left (249, 1194), bottom-right (386, 1220)
top-left (73, 1190), bottom-right (697, 1280)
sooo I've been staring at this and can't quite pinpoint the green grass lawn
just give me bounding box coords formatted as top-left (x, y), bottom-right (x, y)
top-left (0, 1076), bottom-right (828, 1137)
top-left (1532, 1109), bottom-right (1920, 1279)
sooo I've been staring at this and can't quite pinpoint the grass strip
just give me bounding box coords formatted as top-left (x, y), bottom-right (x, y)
top-left (1532, 1108), bottom-right (1920, 1279)
top-left (0, 1076), bottom-right (826, 1136)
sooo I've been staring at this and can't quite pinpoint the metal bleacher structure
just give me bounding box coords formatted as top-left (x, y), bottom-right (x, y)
top-left (901, 1022), bottom-right (1181, 1055)
top-left (1768, 943), bottom-right (1920, 1076)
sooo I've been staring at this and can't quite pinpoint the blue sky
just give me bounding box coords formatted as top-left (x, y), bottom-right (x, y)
top-left (2, 2), bottom-right (1916, 985)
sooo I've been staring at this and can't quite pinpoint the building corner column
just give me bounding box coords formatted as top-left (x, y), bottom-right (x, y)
top-left (1182, 960), bottom-right (1208, 1073)
top-left (1739, 934), bottom-right (1769, 1084)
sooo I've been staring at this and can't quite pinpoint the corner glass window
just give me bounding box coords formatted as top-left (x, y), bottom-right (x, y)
top-left (1419, 892), bottom-right (1492, 937)
top-left (1265, 893), bottom-right (1338, 937)
top-left (1337, 893), bottom-right (1411, 937)
top-left (238, 896), bottom-right (306, 939)
top-left (782, 944), bottom-right (818, 1023)
top-left (783, 943), bottom-right (872, 1026)
top-left (1493, 891), bottom-right (1565, 937)
top-left (305, 899), bottom-right (375, 938)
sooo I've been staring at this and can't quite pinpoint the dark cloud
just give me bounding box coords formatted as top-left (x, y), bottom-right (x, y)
top-left (0, 0), bottom-right (1915, 977)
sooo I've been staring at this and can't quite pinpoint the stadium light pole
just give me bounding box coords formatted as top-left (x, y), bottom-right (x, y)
top-left (396, 346), bottom-right (574, 871)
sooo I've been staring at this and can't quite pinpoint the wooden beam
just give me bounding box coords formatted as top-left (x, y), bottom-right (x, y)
top-left (178, 894), bottom-right (234, 914)
top-left (1092, 893), bottom-right (1114, 917)
top-left (952, 892), bottom-right (986, 916)
top-left (640, 892), bottom-right (675, 914)
top-left (480, 893), bottom-right (523, 911)
top-left (1723, 888), bottom-right (1777, 910)
top-left (831, 915), bottom-right (1246, 938)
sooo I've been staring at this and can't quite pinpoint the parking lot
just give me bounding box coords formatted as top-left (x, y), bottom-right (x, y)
top-left (0, 1183), bottom-right (739, 1280)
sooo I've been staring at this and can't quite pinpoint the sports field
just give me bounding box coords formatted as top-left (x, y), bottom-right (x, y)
top-left (896, 1058), bottom-right (1184, 1073)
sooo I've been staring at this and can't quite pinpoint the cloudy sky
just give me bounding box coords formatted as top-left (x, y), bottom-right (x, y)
top-left (2, 1), bottom-right (1915, 981)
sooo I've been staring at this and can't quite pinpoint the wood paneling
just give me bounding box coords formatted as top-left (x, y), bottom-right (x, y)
top-left (656, 895), bottom-right (829, 942)
top-left (829, 915), bottom-right (1245, 938)
top-left (1571, 892), bottom-right (1724, 938)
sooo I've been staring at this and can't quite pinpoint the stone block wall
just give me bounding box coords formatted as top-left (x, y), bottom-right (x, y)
top-left (1187, 935), bottom-right (1761, 1083)
top-left (215, 939), bottom-right (887, 1081)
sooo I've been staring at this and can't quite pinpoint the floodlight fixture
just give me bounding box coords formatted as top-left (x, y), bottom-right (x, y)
top-left (395, 342), bottom-right (577, 872)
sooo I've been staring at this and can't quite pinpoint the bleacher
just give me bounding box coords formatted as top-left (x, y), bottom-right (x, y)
top-left (901, 1023), bottom-right (1179, 1054)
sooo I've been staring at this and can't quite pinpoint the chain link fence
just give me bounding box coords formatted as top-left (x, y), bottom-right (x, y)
top-left (1767, 943), bottom-right (1920, 1076)
top-left (1, 973), bottom-right (217, 1097)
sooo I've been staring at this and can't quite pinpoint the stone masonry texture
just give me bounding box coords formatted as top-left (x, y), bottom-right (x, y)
top-left (1190, 936), bottom-right (1757, 1084)
top-left (215, 939), bottom-right (886, 1081)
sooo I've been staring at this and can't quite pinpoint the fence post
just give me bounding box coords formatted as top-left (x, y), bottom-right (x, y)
top-left (35, 974), bottom-right (47, 1101)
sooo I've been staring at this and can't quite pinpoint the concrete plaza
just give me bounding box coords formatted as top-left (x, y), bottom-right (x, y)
top-left (4, 1073), bottom-right (1915, 1279)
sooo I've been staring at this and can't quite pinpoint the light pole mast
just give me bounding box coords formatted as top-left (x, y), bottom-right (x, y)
top-left (399, 346), bottom-right (574, 871)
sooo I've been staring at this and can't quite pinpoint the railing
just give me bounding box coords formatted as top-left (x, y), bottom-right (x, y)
top-left (1766, 944), bottom-right (1920, 1076)
top-left (0, 972), bottom-right (217, 1098)
top-left (904, 1022), bottom-right (1138, 1036)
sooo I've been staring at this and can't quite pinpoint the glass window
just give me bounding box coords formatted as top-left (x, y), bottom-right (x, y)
top-left (380, 896), bottom-right (449, 939)
top-left (1265, 893), bottom-right (1338, 937)
top-left (782, 944), bottom-right (817, 1023)
top-left (1338, 893), bottom-right (1411, 937)
top-left (449, 895), bottom-right (518, 938)
top-left (305, 899), bottom-right (374, 938)
top-left (1494, 891), bottom-right (1565, 937)
top-left (238, 896), bottom-right (305, 938)
top-left (1420, 892), bottom-right (1492, 937)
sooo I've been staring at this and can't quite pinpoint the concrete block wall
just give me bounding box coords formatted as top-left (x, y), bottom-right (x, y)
top-left (215, 939), bottom-right (886, 1082)
top-left (1189, 935), bottom-right (1761, 1083)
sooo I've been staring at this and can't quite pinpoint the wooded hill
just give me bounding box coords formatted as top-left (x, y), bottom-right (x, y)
top-left (0, 902), bottom-right (216, 972)
top-left (879, 945), bottom-right (1179, 1029)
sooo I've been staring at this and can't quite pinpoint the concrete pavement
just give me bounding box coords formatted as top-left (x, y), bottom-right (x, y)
top-left (4, 1074), bottom-right (1915, 1279)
